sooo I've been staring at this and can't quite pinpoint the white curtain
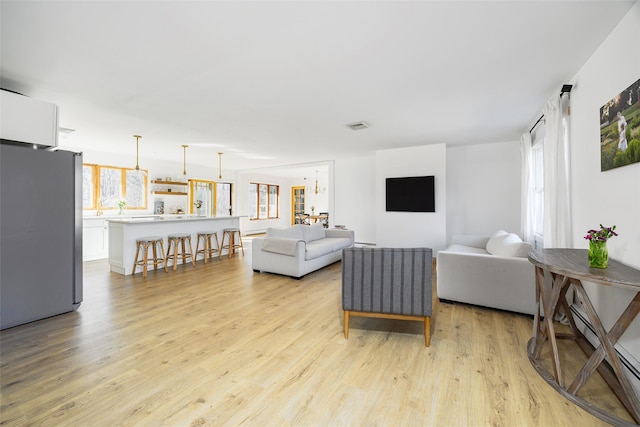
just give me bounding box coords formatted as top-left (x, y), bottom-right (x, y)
top-left (520, 132), bottom-right (535, 244)
top-left (542, 94), bottom-right (573, 248)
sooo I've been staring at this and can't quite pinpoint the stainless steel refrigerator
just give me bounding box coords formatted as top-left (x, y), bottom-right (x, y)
top-left (0, 142), bottom-right (83, 329)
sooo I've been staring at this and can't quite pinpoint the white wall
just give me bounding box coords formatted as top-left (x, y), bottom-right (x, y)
top-left (446, 141), bottom-right (521, 240)
top-left (333, 143), bottom-right (520, 248)
top-left (567, 1), bottom-right (640, 355)
top-left (235, 171), bottom-right (297, 235)
top-left (334, 155), bottom-right (376, 244)
top-left (375, 144), bottom-right (447, 250)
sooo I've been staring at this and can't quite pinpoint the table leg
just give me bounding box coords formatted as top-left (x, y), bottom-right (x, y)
top-left (569, 284), bottom-right (640, 421)
top-left (536, 269), bottom-right (569, 386)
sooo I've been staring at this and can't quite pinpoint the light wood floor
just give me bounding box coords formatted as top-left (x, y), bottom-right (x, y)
top-left (0, 246), bottom-right (631, 426)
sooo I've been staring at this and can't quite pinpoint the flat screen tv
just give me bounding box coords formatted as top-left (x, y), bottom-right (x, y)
top-left (385, 175), bottom-right (435, 212)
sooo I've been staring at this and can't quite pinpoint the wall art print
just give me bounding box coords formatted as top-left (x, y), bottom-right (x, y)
top-left (600, 77), bottom-right (640, 171)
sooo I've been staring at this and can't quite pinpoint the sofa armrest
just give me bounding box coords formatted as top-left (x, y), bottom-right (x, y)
top-left (325, 229), bottom-right (355, 244)
top-left (450, 234), bottom-right (490, 249)
top-left (252, 237), bottom-right (306, 272)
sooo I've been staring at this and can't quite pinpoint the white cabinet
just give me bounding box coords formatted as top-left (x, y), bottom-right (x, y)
top-left (0, 90), bottom-right (59, 147)
top-left (83, 218), bottom-right (108, 261)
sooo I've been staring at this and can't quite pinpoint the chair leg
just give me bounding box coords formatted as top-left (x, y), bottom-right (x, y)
top-left (237, 231), bottom-right (245, 256)
top-left (188, 237), bottom-right (196, 266)
top-left (142, 242), bottom-right (150, 278)
top-left (195, 235), bottom-right (203, 263)
top-left (159, 240), bottom-right (168, 272)
top-left (152, 241), bottom-right (159, 271)
top-left (203, 236), bottom-right (209, 263)
top-left (132, 242), bottom-right (141, 276)
top-left (171, 240), bottom-right (179, 270)
top-left (424, 316), bottom-right (431, 347)
top-left (344, 310), bottom-right (350, 339)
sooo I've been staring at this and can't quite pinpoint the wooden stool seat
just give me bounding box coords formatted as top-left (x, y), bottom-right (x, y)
top-left (166, 233), bottom-right (196, 270)
top-left (132, 236), bottom-right (167, 278)
top-left (220, 228), bottom-right (244, 258)
top-left (196, 231), bottom-right (220, 263)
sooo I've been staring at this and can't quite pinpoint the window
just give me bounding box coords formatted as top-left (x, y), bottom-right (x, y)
top-left (189, 180), bottom-right (233, 216)
top-left (215, 182), bottom-right (233, 216)
top-left (82, 165), bottom-right (95, 209)
top-left (249, 182), bottom-right (279, 220)
top-left (83, 164), bottom-right (148, 210)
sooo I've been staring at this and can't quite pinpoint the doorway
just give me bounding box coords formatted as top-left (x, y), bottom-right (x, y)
top-left (291, 186), bottom-right (305, 225)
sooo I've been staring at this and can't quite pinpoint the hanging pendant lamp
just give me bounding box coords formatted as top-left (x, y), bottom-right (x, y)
top-left (133, 135), bottom-right (142, 170)
top-left (182, 145), bottom-right (189, 176)
top-left (218, 152), bottom-right (223, 179)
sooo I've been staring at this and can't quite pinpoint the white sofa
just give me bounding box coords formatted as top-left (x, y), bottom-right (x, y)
top-left (436, 230), bottom-right (536, 315)
top-left (252, 224), bottom-right (355, 278)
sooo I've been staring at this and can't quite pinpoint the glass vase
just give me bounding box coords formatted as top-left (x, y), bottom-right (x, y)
top-left (588, 240), bottom-right (608, 268)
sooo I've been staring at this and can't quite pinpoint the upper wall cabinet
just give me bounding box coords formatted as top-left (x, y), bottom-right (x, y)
top-left (0, 90), bottom-right (59, 148)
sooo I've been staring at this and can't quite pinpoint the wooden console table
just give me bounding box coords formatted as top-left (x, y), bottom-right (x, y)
top-left (528, 249), bottom-right (640, 426)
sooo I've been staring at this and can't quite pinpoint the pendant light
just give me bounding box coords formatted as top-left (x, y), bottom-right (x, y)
top-left (133, 135), bottom-right (142, 170)
top-left (311, 170), bottom-right (326, 195)
top-left (182, 145), bottom-right (189, 177)
top-left (218, 152), bottom-right (223, 179)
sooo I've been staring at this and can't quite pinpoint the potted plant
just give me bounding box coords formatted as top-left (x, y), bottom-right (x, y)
top-left (584, 224), bottom-right (618, 268)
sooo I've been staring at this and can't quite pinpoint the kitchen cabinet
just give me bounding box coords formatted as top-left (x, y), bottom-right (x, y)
top-left (83, 218), bottom-right (108, 261)
top-left (0, 90), bottom-right (59, 148)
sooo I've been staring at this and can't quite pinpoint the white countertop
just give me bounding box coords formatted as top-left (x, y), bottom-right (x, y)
top-left (103, 215), bottom-right (242, 224)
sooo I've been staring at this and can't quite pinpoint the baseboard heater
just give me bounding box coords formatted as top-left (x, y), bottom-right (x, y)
top-left (570, 303), bottom-right (640, 395)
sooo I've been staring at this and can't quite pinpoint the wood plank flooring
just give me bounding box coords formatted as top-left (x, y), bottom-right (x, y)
top-left (0, 246), bottom-right (632, 426)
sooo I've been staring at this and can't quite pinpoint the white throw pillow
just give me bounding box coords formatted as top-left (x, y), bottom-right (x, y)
top-left (486, 232), bottom-right (526, 257)
top-left (302, 223), bottom-right (326, 242)
top-left (485, 230), bottom-right (508, 254)
top-left (266, 226), bottom-right (304, 240)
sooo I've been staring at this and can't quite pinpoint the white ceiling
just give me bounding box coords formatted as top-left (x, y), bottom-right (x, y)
top-left (1, 1), bottom-right (635, 172)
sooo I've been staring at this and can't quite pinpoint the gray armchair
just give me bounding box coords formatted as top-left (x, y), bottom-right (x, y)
top-left (342, 247), bottom-right (433, 346)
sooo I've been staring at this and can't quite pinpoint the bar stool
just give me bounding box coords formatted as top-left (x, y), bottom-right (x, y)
top-left (132, 236), bottom-right (167, 278)
top-left (166, 233), bottom-right (196, 270)
top-left (195, 231), bottom-right (220, 263)
top-left (220, 228), bottom-right (245, 258)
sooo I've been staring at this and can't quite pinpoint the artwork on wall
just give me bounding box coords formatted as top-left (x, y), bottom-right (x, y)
top-left (599, 77), bottom-right (640, 171)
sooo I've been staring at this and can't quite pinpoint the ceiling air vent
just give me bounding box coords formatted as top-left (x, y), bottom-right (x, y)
top-left (346, 121), bottom-right (370, 131)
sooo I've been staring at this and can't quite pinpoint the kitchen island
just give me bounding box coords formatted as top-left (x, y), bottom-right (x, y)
top-left (107, 215), bottom-right (241, 275)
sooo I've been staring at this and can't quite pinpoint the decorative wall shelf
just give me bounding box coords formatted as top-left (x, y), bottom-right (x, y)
top-left (151, 180), bottom-right (188, 186)
top-left (151, 191), bottom-right (188, 196)
top-left (151, 180), bottom-right (188, 196)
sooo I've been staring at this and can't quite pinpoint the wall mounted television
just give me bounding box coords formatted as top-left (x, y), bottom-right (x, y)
top-left (385, 175), bottom-right (435, 212)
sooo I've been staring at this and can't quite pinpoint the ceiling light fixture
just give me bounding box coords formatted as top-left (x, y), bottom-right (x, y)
top-left (308, 170), bottom-right (326, 195)
top-left (133, 135), bottom-right (142, 170)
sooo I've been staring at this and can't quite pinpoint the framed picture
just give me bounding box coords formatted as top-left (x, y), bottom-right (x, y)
top-left (599, 77), bottom-right (640, 171)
